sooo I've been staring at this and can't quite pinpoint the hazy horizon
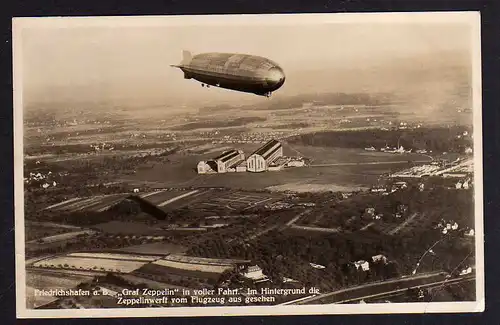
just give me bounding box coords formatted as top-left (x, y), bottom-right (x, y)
top-left (19, 20), bottom-right (473, 110)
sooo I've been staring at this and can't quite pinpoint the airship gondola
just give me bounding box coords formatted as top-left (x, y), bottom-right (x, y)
top-left (171, 51), bottom-right (285, 97)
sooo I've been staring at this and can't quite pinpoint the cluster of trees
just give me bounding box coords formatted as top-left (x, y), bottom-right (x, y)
top-left (187, 215), bottom-right (474, 291)
top-left (297, 187), bottom-right (474, 231)
top-left (187, 232), bottom-right (402, 291)
top-left (171, 117), bottom-right (266, 131)
top-left (287, 126), bottom-right (473, 153)
top-left (25, 225), bottom-right (68, 241)
top-left (258, 92), bottom-right (393, 111)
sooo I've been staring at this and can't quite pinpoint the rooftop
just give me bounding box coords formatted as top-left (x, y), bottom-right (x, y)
top-left (251, 139), bottom-right (281, 157)
top-left (213, 149), bottom-right (238, 162)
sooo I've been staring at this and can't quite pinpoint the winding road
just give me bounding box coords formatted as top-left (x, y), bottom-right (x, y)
top-left (285, 271), bottom-right (473, 305)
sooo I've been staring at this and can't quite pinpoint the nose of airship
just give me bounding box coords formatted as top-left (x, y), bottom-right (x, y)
top-left (265, 67), bottom-right (286, 89)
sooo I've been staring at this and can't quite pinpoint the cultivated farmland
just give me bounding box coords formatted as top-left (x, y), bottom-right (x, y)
top-left (67, 252), bottom-right (163, 262)
top-left (27, 230), bottom-right (96, 244)
top-left (44, 194), bottom-right (129, 213)
top-left (153, 259), bottom-right (232, 274)
top-left (32, 255), bottom-right (148, 273)
top-left (196, 190), bottom-right (281, 211)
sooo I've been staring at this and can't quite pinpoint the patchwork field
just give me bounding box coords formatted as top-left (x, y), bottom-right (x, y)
top-left (154, 259), bottom-right (232, 274)
top-left (197, 190), bottom-right (281, 211)
top-left (26, 230), bottom-right (96, 244)
top-left (32, 254), bottom-right (155, 273)
top-left (44, 194), bottom-right (129, 213)
top-left (115, 241), bottom-right (188, 255)
top-left (140, 189), bottom-right (195, 206)
top-left (67, 252), bottom-right (163, 262)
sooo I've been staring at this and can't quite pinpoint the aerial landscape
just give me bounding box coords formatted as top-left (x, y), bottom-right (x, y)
top-left (17, 15), bottom-right (479, 313)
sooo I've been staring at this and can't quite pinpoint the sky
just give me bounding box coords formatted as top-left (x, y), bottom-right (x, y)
top-left (18, 15), bottom-right (476, 108)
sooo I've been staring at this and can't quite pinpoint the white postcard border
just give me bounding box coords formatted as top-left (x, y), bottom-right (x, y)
top-left (13, 11), bottom-right (484, 318)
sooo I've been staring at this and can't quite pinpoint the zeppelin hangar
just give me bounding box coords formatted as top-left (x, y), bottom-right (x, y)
top-left (197, 140), bottom-right (304, 174)
top-left (246, 139), bottom-right (283, 172)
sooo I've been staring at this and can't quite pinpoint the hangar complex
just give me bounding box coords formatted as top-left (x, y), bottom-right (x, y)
top-left (197, 140), bottom-right (304, 174)
top-left (246, 139), bottom-right (283, 172)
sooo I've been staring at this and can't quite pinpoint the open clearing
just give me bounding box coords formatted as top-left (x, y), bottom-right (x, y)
top-left (127, 144), bottom-right (430, 192)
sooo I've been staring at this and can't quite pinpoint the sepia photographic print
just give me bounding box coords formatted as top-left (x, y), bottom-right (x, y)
top-left (13, 12), bottom-right (483, 318)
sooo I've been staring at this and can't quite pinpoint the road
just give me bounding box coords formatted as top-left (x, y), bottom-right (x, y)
top-left (388, 212), bottom-right (419, 235)
top-left (242, 208), bottom-right (312, 242)
top-left (27, 221), bottom-right (82, 230)
top-left (285, 208), bottom-right (312, 227)
top-left (360, 276), bottom-right (475, 303)
top-left (291, 271), bottom-right (450, 305)
top-left (336, 275), bottom-right (475, 304)
top-left (308, 160), bottom-right (432, 168)
top-left (157, 189), bottom-right (199, 207)
top-left (288, 224), bottom-right (342, 233)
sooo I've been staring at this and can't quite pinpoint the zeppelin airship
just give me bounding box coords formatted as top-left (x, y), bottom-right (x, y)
top-left (171, 51), bottom-right (285, 97)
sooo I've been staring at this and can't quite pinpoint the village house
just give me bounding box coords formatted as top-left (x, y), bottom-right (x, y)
top-left (353, 260), bottom-right (370, 272)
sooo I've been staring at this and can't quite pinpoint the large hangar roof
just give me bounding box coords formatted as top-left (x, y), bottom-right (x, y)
top-left (251, 139), bottom-right (281, 159)
top-left (214, 149), bottom-right (240, 162)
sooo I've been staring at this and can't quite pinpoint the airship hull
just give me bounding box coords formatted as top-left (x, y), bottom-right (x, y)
top-left (173, 51), bottom-right (285, 96)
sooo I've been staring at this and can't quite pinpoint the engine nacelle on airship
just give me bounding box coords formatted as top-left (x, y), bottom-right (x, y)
top-left (171, 50), bottom-right (285, 97)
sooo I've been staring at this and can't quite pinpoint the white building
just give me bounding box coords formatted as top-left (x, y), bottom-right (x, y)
top-left (371, 254), bottom-right (388, 264)
top-left (242, 265), bottom-right (269, 283)
top-left (197, 161), bottom-right (214, 174)
top-left (235, 161), bottom-right (247, 172)
top-left (464, 228), bottom-right (475, 237)
top-left (309, 262), bottom-right (326, 269)
top-left (364, 207), bottom-right (376, 217)
top-left (214, 149), bottom-right (246, 173)
top-left (460, 267), bottom-right (473, 275)
top-left (246, 139), bottom-right (283, 173)
top-left (287, 159), bottom-right (305, 167)
top-left (463, 180), bottom-right (470, 189)
top-left (353, 260), bottom-right (370, 271)
top-left (198, 150), bottom-right (245, 174)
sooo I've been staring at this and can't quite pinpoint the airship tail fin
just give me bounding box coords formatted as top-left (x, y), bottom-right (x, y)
top-left (181, 50), bottom-right (192, 65)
